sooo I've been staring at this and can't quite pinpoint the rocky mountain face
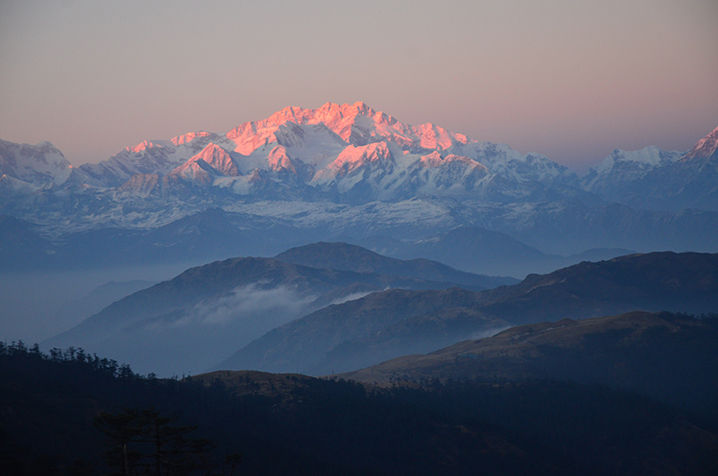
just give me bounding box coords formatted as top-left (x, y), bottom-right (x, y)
top-left (2, 105), bottom-right (716, 218)
top-left (582, 126), bottom-right (718, 210)
top-left (4, 105), bottom-right (716, 211)
top-left (628, 126), bottom-right (718, 210)
top-left (0, 102), bottom-right (587, 210)
top-left (77, 133), bottom-right (238, 187)
top-left (581, 146), bottom-right (684, 196)
top-left (0, 139), bottom-right (76, 188)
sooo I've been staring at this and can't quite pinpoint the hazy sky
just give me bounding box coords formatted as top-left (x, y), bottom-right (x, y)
top-left (1, 0), bottom-right (716, 173)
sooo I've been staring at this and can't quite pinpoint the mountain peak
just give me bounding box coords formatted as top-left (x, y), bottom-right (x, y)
top-left (0, 138), bottom-right (74, 186)
top-left (267, 145), bottom-right (297, 173)
top-left (259, 102), bottom-right (381, 129)
top-left (266, 105), bottom-right (310, 126)
top-left (325, 141), bottom-right (393, 176)
top-left (171, 131), bottom-right (211, 146)
top-left (352, 100), bottom-right (371, 111)
top-left (189, 143), bottom-right (239, 176)
top-left (15, 103), bottom-right (713, 211)
top-left (314, 101), bottom-right (377, 118)
top-left (684, 125), bottom-right (718, 161)
top-left (598, 146), bottom-right (676, 170)
top-left (126, 140), bottom-right (160, 153)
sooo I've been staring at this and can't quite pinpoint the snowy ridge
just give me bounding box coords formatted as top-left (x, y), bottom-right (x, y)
top-left (0, 174), bottom-right (40, 196)
top-left (168, 144), bottom-right (241, 184)
top-left (225, 101), bottom-right (469, 154)
top-left (2, 103), bottom-right (717, 227)
top-left (684, 125), bottom-right (718, 161)
top-left (581, 146), bottom-right (684, 193)
top-left (0, 139), bottom-right (74, 187)
top-left (54, 101), bottom-right (583, 203)
top-left (78, 133), bottom-right (237, 187)
top-left (577, 125), bottom-right (718, 210)
top-left (221, 102), bottom-right (580, 201)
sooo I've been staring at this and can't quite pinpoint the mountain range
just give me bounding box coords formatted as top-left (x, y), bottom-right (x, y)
top-left (2, 102), bottom-right (582, 204)
top-left (43, 244), bottom-right (718, 377)
top-left (2, 102), bottom-right (715, 212)
top-left (581, 127), bottom-right (718, 211)
top-left (220, 250), bottom-right (718, 375)
top-left (23, 244), bottom-right (717, 475)
top-left (43, 243), bottom-right (511, 375)
top-left (2, 102), bottom-right (717, 280)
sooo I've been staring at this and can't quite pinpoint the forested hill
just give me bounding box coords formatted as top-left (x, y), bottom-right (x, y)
top-left (1, 341), bottom-right (717, 476)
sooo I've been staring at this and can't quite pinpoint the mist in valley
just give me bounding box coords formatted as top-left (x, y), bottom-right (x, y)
top-left (116, 284), bottom-right (320, 376)
top-left (0, 263), bottom-right (198, 344)
top-left (34, 276), bottom-right (355, 377)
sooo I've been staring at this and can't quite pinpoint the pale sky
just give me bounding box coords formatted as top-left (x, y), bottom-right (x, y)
top-left (1, 0), bottom-right (716, 173)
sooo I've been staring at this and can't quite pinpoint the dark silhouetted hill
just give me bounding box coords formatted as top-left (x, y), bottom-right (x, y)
top-left (275, 241), bottom-right (518, 289)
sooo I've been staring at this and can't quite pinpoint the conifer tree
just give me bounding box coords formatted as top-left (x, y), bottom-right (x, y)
top-left (94, 408), bottom-right (217, 476)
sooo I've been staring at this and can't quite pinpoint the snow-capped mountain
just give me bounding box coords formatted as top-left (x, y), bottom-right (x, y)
top-left (39, 102), bottom-right (582, 204)
top-left (1, 103), bottom-right (717, 243)
top-left (0, 139), bottom-right (75, 188)
top-left (219, 102), bottom-right (580, 202)
top-left (581, 146), bottom-right (684, 195)
top-left (635, 125), bottom-right (718, 210)
top-left (582, 126), bottom-right (718, 211)
top-left (685, 125), bottom-right (718, 162)
top-left (78, 132), bottom-right (237, 187)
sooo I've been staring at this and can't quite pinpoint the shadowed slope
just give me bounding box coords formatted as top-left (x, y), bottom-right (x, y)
top-left (219, 252), bottom-right (718, 376)
top-left (275, 241), bottom-right (518, 289)
top-left (340, 311), bottom-right (718, 419)
top-left (44, 252), bottom-right (478, 375)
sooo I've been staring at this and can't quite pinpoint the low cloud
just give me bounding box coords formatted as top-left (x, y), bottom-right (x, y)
top-left (326, 291), bottom-right (375, 307)
top-left (125, 284), bottom-right (320, 375)
top-left (197, 284), bottom-right (316, 325)
top-left (470, 326), bottom-right (511, 341)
